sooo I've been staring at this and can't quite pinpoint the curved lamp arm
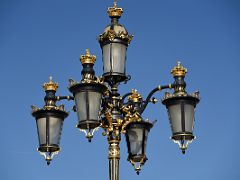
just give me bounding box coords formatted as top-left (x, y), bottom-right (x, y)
top-left (139, 84), bottom-right (173, 114)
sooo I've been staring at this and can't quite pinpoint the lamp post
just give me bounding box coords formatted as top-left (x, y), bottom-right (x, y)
top-left (31, 1), bottom-right (200, 180)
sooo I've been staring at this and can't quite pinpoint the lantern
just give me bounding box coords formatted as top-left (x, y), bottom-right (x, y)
top-left (162, 62), bottom-right (200, 153)
top-left (31, 77), bottom-right (68, 165)
top-left (162, 93), bottom-right (199, 153)
top-left (125, 121), bottom-right (153, 174)
top-left (98, 3), bottom-right (133, 82)
top-left (69, 50), bottom-right (107, 141)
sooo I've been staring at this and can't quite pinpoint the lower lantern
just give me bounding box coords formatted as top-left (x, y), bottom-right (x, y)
top-left (125, 121), bottom-right (153, 175)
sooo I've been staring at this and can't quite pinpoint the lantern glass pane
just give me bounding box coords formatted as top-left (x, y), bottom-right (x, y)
top-left (74, 90), bottom-right (102, 122)
top-left (128, 128), bottom-right (143, 155)
top-left (103, 44), bottom-right (111, 74)
top-left (168, 104), bottom-right (182, 133)
top-left (184, 104), bottom-right (195, 132)
top-left (88, 91), bottom-right (102, 120)
top-left (37, 118), bottom-right (46, 145)
top-left (49, 117), bottom-right (63, 145)
top-left (102, 43), bottom-right (127, 75)
top-left (75, 91), bottom-right (87, 122)
top-left (144, 129), bottom-right (149, 154)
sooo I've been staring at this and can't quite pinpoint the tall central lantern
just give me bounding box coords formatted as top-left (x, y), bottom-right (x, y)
top-left (98, 1), bottom-right (133, 83)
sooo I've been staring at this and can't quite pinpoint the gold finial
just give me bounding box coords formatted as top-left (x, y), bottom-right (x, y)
top-left (128, 89), bottom-right (142, 103)
top-left (171, 61), bottom-right (188, 77)
top-left (107, 0), bottom-right (123, 18)
top-left (43, 76), bottom-right (59, 91)
top-left (80, 49), bottom-right (96, 64)
top-left (114, 0), bottom-right (117, 7)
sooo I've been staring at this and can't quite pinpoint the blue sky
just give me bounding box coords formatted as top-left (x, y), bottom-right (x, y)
top-left (0, 0), bottom-right (240, 179)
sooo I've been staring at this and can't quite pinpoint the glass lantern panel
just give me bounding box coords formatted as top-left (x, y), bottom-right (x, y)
top-left (103, 44), bottom-right (111, 74)
top-left (168, 104), bottom-right (182, 133)
top-left (144, 129), bottom-right (149, 154)
top-left (111, 43), bottom-right (126, 74)
top-left (184, 104), bottom-right (195, 133)
top-left (37, 117), bottom-right (46, 145)
top-left (49, 117), bottom-right (63, 145)
top-left (75, 90), bottom-right (102, 122)
top-left (128, 128), bottom-right (144, 155)
top-left (102, 43), bottom-right (127, 75)
top-left (75, 91), bottom-right (87, 122)
top-left (88, 91), bottom-right (102, 120)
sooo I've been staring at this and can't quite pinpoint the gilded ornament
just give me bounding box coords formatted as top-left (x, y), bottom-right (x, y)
top-left (108, 141), bottom-right (120, 159)
top-left (171, 61), bottom-right (187, 77)
top-left (128, 89), bottom-right (142, 103)
top-left (107, 0), bottom-right (123, 18)
top-left (98, 30), bottom-right (133, 45)
top-left (43, 76), bottom-right (59, 91)
top-left (80, 49), bottom-right (96, 64)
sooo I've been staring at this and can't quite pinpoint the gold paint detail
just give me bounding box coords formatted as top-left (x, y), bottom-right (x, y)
top-left (107, 0), bottom-right (123, 18)
top-left (162, 91), bottom-right (200, 101)
top-left (121, 105), bottom-right (142, 133)
top-left (80, 49), bottom-right (96, 64)
top-left (43, 76), bottom-right (59, 91)
top-left (129, 155), bottom-right (147, 174)
top-left (99, 30), bottom-right (133, 45)
top-left (81, 75), bottom-right (105, 84)
top-left (171, 61), bottom-right (187, 77)
top-left (105, 111), bottom-right (114, 133)
top-left (69, 77), bottom-right (105, 90)
top-left (31, 104), bottom-right (68, 114)
top-left (108, 140), bottom-right (120, 159)
top-left (128, 89), bottom-right (142, 103)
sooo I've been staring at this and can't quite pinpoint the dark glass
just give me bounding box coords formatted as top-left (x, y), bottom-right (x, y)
top-left (74, 90), bottom-right (102, 129)
top-left (125, 121), bottom-right (152, 162)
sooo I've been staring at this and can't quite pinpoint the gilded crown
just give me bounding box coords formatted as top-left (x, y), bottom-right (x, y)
top-left (43, 76), bottom-right (59, 91)
top-left (128, 89), bottom-right (142, 103)
top-left (80, 49), bottom-right (96, 64)
top-left (171, 61), bottom-right (188, 77)
top-left (107, 0), bottom-right (123, 18)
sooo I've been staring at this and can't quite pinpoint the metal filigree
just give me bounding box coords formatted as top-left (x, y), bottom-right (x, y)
top-left (98, 30), bottom-right (133, 45)
top-left (108, 142), bottom-right (120, 159)
top-left (129, 155), bottom-right (148, 175)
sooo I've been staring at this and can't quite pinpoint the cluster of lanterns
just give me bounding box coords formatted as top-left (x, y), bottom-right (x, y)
top-left (31, 1), bottom-right (200, 175)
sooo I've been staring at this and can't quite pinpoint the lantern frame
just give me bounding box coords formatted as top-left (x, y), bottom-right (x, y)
top-left (69, 82), bottom-right (107, 130)
top-left (32, 109), bottom-right (68, 153)
top-left (125, 120), bottom-right (153, 174)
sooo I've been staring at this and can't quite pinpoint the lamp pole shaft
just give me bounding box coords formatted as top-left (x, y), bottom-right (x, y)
top-left (109, 158), bottom-right (119, 180)
top-left (108, 130), bottom-right (121, 180)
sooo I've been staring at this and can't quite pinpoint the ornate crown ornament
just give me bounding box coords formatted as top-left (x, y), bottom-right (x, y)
top-left (80, 49), bottom-right (96, 64)
top-left (128, 89), bottom-right (142, 103)
top-left (171, 61), bottom-right (188, 77)
top-left (99, 0), bottom-right (133, 45)
top-left (107, 0), bottom-right (123, 18)
top-left (43, 76), bottom-right (59, 91)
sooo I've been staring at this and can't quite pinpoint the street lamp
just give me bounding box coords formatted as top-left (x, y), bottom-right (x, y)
top-left (31, 77), bottom-right (70, 165)
top-left (31, 1), bottom-right (200, 180)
